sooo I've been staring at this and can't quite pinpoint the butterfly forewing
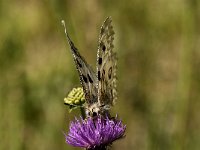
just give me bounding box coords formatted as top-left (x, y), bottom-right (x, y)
top-left (62, 23), bottom-right (97, 105)
top-left (97, 17), bottom-right (117, 107)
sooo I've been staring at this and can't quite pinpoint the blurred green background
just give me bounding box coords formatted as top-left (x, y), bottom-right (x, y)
top-left (0, 0), bottom-right (200, 150)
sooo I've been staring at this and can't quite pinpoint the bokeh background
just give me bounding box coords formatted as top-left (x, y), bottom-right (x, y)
top-left (1, 0), bottom-right (200, 150)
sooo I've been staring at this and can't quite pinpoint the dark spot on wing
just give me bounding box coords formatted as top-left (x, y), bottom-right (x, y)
top-left (76, 59), bottom-right (82, 67)
top-left (82, 75), bottom-right (88, 83)
top-left (98, 57), bottom-right (102, 65)
top-left (102, 45), bottom-right (106, 51)
top-left (108, 67), bottom-right (112, 79)
top-left (101, 69), bottom-right (106, 81)
top-left (87, 74), bottom-right (93, 83)
top-left (98, 71), bottom-right (101, 80)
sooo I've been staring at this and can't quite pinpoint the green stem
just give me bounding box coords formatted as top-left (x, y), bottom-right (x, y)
top-left (80, 107), bottom-right (86, 119)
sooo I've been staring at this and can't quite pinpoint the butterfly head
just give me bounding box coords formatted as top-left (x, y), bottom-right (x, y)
top-left (86, 103), bottom-right (111, 117)
top-left (85, 103), bottom-right (100, 117)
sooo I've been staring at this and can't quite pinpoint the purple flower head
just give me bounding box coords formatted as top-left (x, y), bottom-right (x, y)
top-left (65, 115), bottom-right (126, 150)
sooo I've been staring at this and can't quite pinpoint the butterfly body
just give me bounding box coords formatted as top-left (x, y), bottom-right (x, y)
top-left (62, 17), bottom-right (117, 117)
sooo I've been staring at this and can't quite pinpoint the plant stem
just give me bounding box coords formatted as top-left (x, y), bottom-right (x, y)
top-left (80, 107), bottom-right (86, 119)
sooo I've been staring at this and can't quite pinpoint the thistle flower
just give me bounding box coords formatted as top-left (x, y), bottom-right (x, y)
top-left (65, 115), bottom-right (126, 150)
top-left (64, 87), bottom-right (85, 109)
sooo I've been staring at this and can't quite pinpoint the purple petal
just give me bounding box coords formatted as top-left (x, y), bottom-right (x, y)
top-left (65, 115), bottom-right (126, 149)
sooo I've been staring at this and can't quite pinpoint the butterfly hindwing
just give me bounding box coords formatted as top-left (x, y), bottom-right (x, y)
top-left (97, 17), bottom-right (117, 107)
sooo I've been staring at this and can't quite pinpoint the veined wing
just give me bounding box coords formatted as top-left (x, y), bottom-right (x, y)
top-left (96, 17), bottom-right (117, 107)
top-left (62, 21), bottom-right (97, 105)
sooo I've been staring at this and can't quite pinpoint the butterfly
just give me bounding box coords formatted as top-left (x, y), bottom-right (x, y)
top-left (62, 17), bottom-right (117, 117)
